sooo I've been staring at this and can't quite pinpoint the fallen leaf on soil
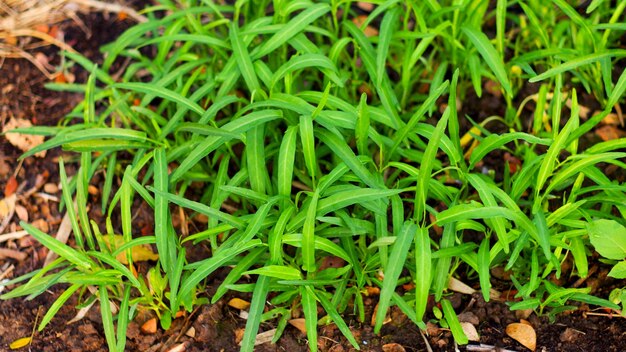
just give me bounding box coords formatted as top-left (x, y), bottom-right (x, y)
top-left (460, 322), bottom-right (480, 342)
top-left (9, 337), bottom-right (32, 349)
top-left (66, 299), bottom-right (96, 325)
top-left (506, 322), bottom-right (536, 351)
top-left (141, 318), bottom-right (157, 334)
top-left (371, 302), bottom-right (391, 326)
top-left (5, 176), bottom-right (18, 197)
top-left (102, 234), bottom-right (159, 264)
top-left (2, 118), bottom-right (46, 158)
top-left (252, 328), bottom-right (276, 346)
top-left (448, 277), bottom-right (476, 295)
top-left (0, 194), bottom-right (17, 233)
top-left (228, 298), bottom-right (251, 310)
top-left (289, 318), bottom-right (307, 334)
top-left (382, 342), bottom-right (406, 352)
top-left (352, 15), bottom-right (378, 37)
top-left (595, 125), bottom-right (626, 141)
top-left (14, 204), bottom-right (28, 222)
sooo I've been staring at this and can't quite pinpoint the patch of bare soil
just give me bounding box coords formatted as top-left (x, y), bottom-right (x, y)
top-left (1, 5), bottom-right (625, 352)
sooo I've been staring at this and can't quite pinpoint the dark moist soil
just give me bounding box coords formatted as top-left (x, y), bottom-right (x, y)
top-left (2, 6), bottom-right (626, 352)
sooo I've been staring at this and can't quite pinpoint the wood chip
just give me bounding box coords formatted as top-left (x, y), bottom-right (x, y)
top-left (141, 318), bottom-right (157, 334)
top-left (185, 327), bottom-right (195, 338)
top-left (506, 322), bottom-right (536, 351)
top-left (228, 298), bottom-right (251, 310)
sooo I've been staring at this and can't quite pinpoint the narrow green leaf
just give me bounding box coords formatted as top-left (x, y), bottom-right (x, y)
top-left (375, 222), bottom-right (416, 333)
top-left (462, 26), bottom-right (512, 97)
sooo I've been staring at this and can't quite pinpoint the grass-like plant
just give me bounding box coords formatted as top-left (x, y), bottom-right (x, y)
top-left (3, 0), bottom-right (626, 351)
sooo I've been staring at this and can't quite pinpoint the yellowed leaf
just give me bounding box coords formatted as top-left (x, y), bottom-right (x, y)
top-left (3, 118), bottom-right (46, 158)
top-left (101, 235), bottom-right (158, 264)
top-left (228, 298), bottom-right (251, 310)
top-left (289, 318), bottom-right (307, 334)
top-left (506, 322), bottom-right (536, 351)
top-left (10, 337), bottom-right (32, 349)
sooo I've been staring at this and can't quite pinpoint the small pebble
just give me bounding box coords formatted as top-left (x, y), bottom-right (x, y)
top-left (43, 183), bottom-right (58, 193)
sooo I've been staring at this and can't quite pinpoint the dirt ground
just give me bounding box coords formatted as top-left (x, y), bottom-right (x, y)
top-left (1, 5), bottom-right (625, 352)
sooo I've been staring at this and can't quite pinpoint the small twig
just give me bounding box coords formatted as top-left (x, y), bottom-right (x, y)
top-left (584, 311), bottom-right (625, 319)
top-left (419, 328), bottom-right (433, 352)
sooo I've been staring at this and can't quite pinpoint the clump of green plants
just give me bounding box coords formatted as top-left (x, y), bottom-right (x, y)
top-left (3, 0), bottom-right (626, 351)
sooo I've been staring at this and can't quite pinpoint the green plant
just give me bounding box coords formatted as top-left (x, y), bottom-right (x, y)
top-left (3, 1), bottom-right (626, 351)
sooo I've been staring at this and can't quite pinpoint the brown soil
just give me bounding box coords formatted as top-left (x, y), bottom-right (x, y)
top-left (1, 5), bottom-right (626, 352)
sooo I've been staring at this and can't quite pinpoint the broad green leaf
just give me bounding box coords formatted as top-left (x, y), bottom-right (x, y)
top-left (587, 219), bottom-right (626, 260)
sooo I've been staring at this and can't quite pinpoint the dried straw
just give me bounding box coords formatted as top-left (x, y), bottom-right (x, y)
top-left (0, 0), bottom-right (147, 77)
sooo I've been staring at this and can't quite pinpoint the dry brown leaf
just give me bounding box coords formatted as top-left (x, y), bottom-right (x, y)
top-left (289, 318), bottom-right (307, 334)
top-left (228, 298), bottom-right (251, 310)
top-left (351, 15), bottom-right (378, 37)
top-left (66, 299), bottom-right (96, 325)
top-left (506, 322), bottom-right (536, 351)
top-left (460, 322), bottom-right (480, 342)
top-left (2, 118), bottom-right (46, 158)
top-left (14, 205), bottom-right (28, 222)
top-left (370, 303), bottom-right (391, 326)
top-left (595, 125), bottom-right (626, 141)
top-left (448, 277), bottom-right (476, 295)
top-left (141, 318), bottom-right (157, 334)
